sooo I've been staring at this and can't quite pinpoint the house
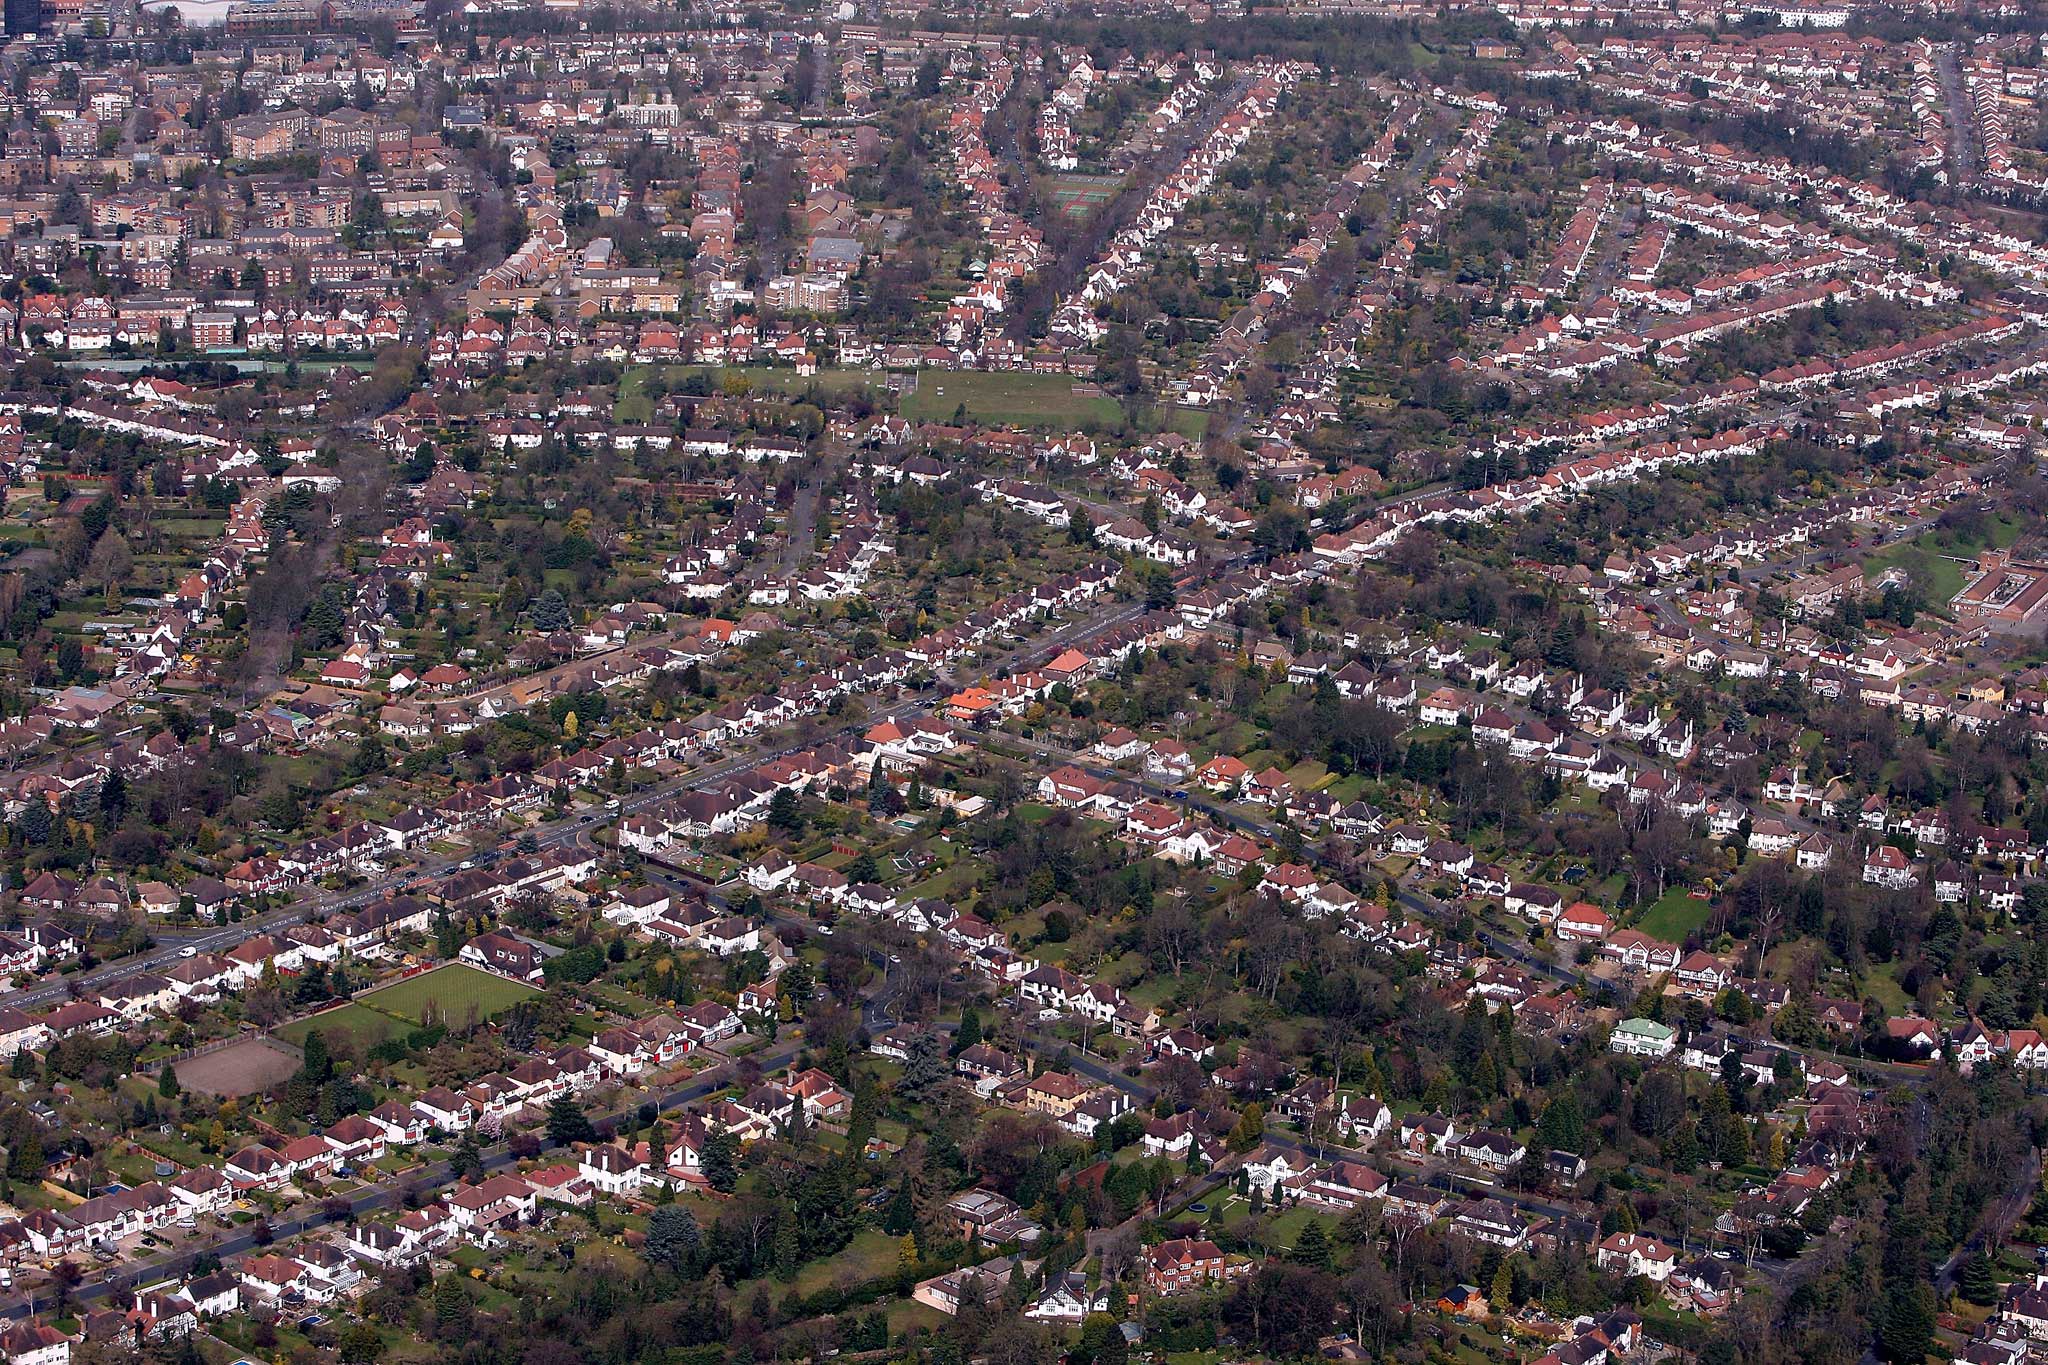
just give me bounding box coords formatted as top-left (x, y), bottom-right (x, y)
top-left (1610, 1018), bottom-right (1676, 1058)
top-left (943, 1188), bottom-right (1044, 1247)
top-left (1457, 1131), bottom-right (1526, 1173)
top-left (577, 1144), bottom-right (647, 1198)
top-left (1554, 902), bottom-right (1612, 943)
top-left (1024, 1270), bottom-right (1108, 1323)
top-left (914, 1260), bottom-right (1016, 1316)
top-left (1675, 951), bottom-right (1732, 999)
top-left (1597, 1231), bottom-right (1679, 1282)
top-left (460, 930), bottom-right (547, 983)
top-left (1291, 1160), bottom-right (1388, 1211)
top-left (223, 1145), bottom-right (289, 1191)
top-left (1863, 844), bottom-right (1917, 889)
top-left (1, 1324), bottom-right (72, 1365)
top-left (1145, 1237), bottom-right (1249, 1295)
top-left (1450, 1198), bottom-right (1528, 1250)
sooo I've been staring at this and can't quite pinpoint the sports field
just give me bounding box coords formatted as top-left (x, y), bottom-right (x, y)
top-left (899, 371), bottom-right (1122, 428)
top-left (276, 1002), bottom-right (406, 1051)
top-left (176, 1037), bottom-right (303, 1098)
top-left (356, 963), bottom-right (540, 1027)
top-left (621, 362), bottom-right (1136, 432)
top-left (1045, 174), bottom-right (1123, 223)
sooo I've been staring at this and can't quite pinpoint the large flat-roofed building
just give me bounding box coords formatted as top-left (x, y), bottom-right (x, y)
top-left (1952, 551), bottom-right (2048, 625)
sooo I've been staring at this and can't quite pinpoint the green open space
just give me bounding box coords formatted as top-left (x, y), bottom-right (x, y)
top-left (276, 1002), bottom-right (406, 1050)
top-left (1862, 511), bottom-right (2023, 612)
top-left (1635, 887), bottom-right (1711, 942)
top-left (899, 371), bottom-right (1123, 429)
top-left (354, 963), bottom-right (541, 1028)
top-left (1044, 173), bottom-right (1124, 223)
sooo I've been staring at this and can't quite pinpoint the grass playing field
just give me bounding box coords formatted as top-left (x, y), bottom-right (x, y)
top-left (275, 1002), bottom-right (404, 1051)
top-left (899, 370), bottom-right (1123, 428)
top-left (353, 964), bottom-right (540, 1029)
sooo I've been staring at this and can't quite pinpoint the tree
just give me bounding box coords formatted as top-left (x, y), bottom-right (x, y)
top-left (301, 1029), bottom-right (334, 1086)
top-left (432, 1275), bottom-right (473, 1340)
top-left (1074, 1314), bottom-right (1128, 1365)
top-left (701, 1130), bottom-right (739, 1193)
top-left (1538, 1092), bottom-right (1585, 1152)
top-left (158, 1064), bottom-right (181, 1099)
top-left (1226, 1263), bottom-right (1337, 1358)
top-left (85, 530), bottom-right (131, 600)
top-left (898, 1030), bottom-right (950, 1103)
top-left (645, 1204), bottom-right (701, 1273)
top-left (883, 1180), bottom-right (915, 1234)
top-left (8, 1128), bottom-right (43, 1180)
top-left (867, 766), bottom-right (905, 817)
top-left (1289, 1219), bottom-right (1333, 1270)
top-left (545, 1095), bottom-right (595, 1147)
top-left (339, 1321), bottom-right (384, 1364)
top-left (532, 588), bottom-right (572, 632)
top-left (1068, 506), bottom-right (1096, 546)
top-left (451, 1130), bottom-right (484, 1182)
top-left (768, 787), bottom-right (805, 834)
top-left (1876, 1278), bottom-right (1935, 1364)
top-left (98, 769), bottom-right (127, 823)
top-left (1228, 1103), bottom-right (1265, 1152)
top-left (1961, 1254), bottom-right (1999, 1307)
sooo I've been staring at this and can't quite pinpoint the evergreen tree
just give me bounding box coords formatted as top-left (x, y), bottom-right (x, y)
top-left (1228, 1103), bottom-right (1265, 1152)
top-left (773, 1207), bottom-right (801, 1276)
top-left (1876, 1279), bottom-right (1935, 1364)
top-left (532, 588), bottom-right (573, 632)
top-left (883, 1180), bottom-right (916, 1235)
top-left (451, 1130), bottom-right (484, 1182)
top-left (1961, 1254), bottom-right (1999, 1307)
top-left (157, 1064), bottom-right (180, 1099)
top-left (702, 1129), bottom-right (739, 1193)
top-left (545, 1095), bottom-right (596, 1147)
top-left (954, 1005), bottom-right (982, 1055)
top-left (1289, 1219), bottom-right (1333, 1269)
top-left (1538, 1092), bottom-right (1584, 1152)
top-left (898, 1031), bottom-right (950, 1103)
top-left (1076, 1314), bottom-right (1128, 1365)
top-left (432, 1275), bottom-right (473, 1340)
top-left (645, 1205), bottom-right (701, 1273)
top-left (768, 787), bottom-right (805, 833)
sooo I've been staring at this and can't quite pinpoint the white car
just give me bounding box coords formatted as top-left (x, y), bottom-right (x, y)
top-left (178, 946), bottom-right (198, 959)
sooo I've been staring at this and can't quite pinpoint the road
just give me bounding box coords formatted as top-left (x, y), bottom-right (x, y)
top-left (776, 468), bottom-right (826, 578)
top-left (1936, 44), bottom-right (1978, 184)
top-left (979, 727), bottom-right (1611, 990)
top-left (1000, 69), bottom-right (1256, 344)
top-left (2, 1036), bottom-right (807, 1321)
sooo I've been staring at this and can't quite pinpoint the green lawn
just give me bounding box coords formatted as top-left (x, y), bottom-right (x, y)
top-left (355, 964), bottom-right (540, 1028)
top-left (1863, 544), bottom-right (1967, 608)
top-left (1863, 512), bottom-right (2021, 611)
top-left (646, 364), bottom-right (879, 401)
top-left (614, 366), bottom-right (654, 422)
top-left (898, 371), bottom-right (1123, 429)
top-left (276, 1002), bottom-right (406, 1050)
top-left (1636, 887), bottom-right (1711, 942)
top-left (1862, 961), bottom-right (1912, 1017)
top-left (785, 1228), bottom-right (905, 1296)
